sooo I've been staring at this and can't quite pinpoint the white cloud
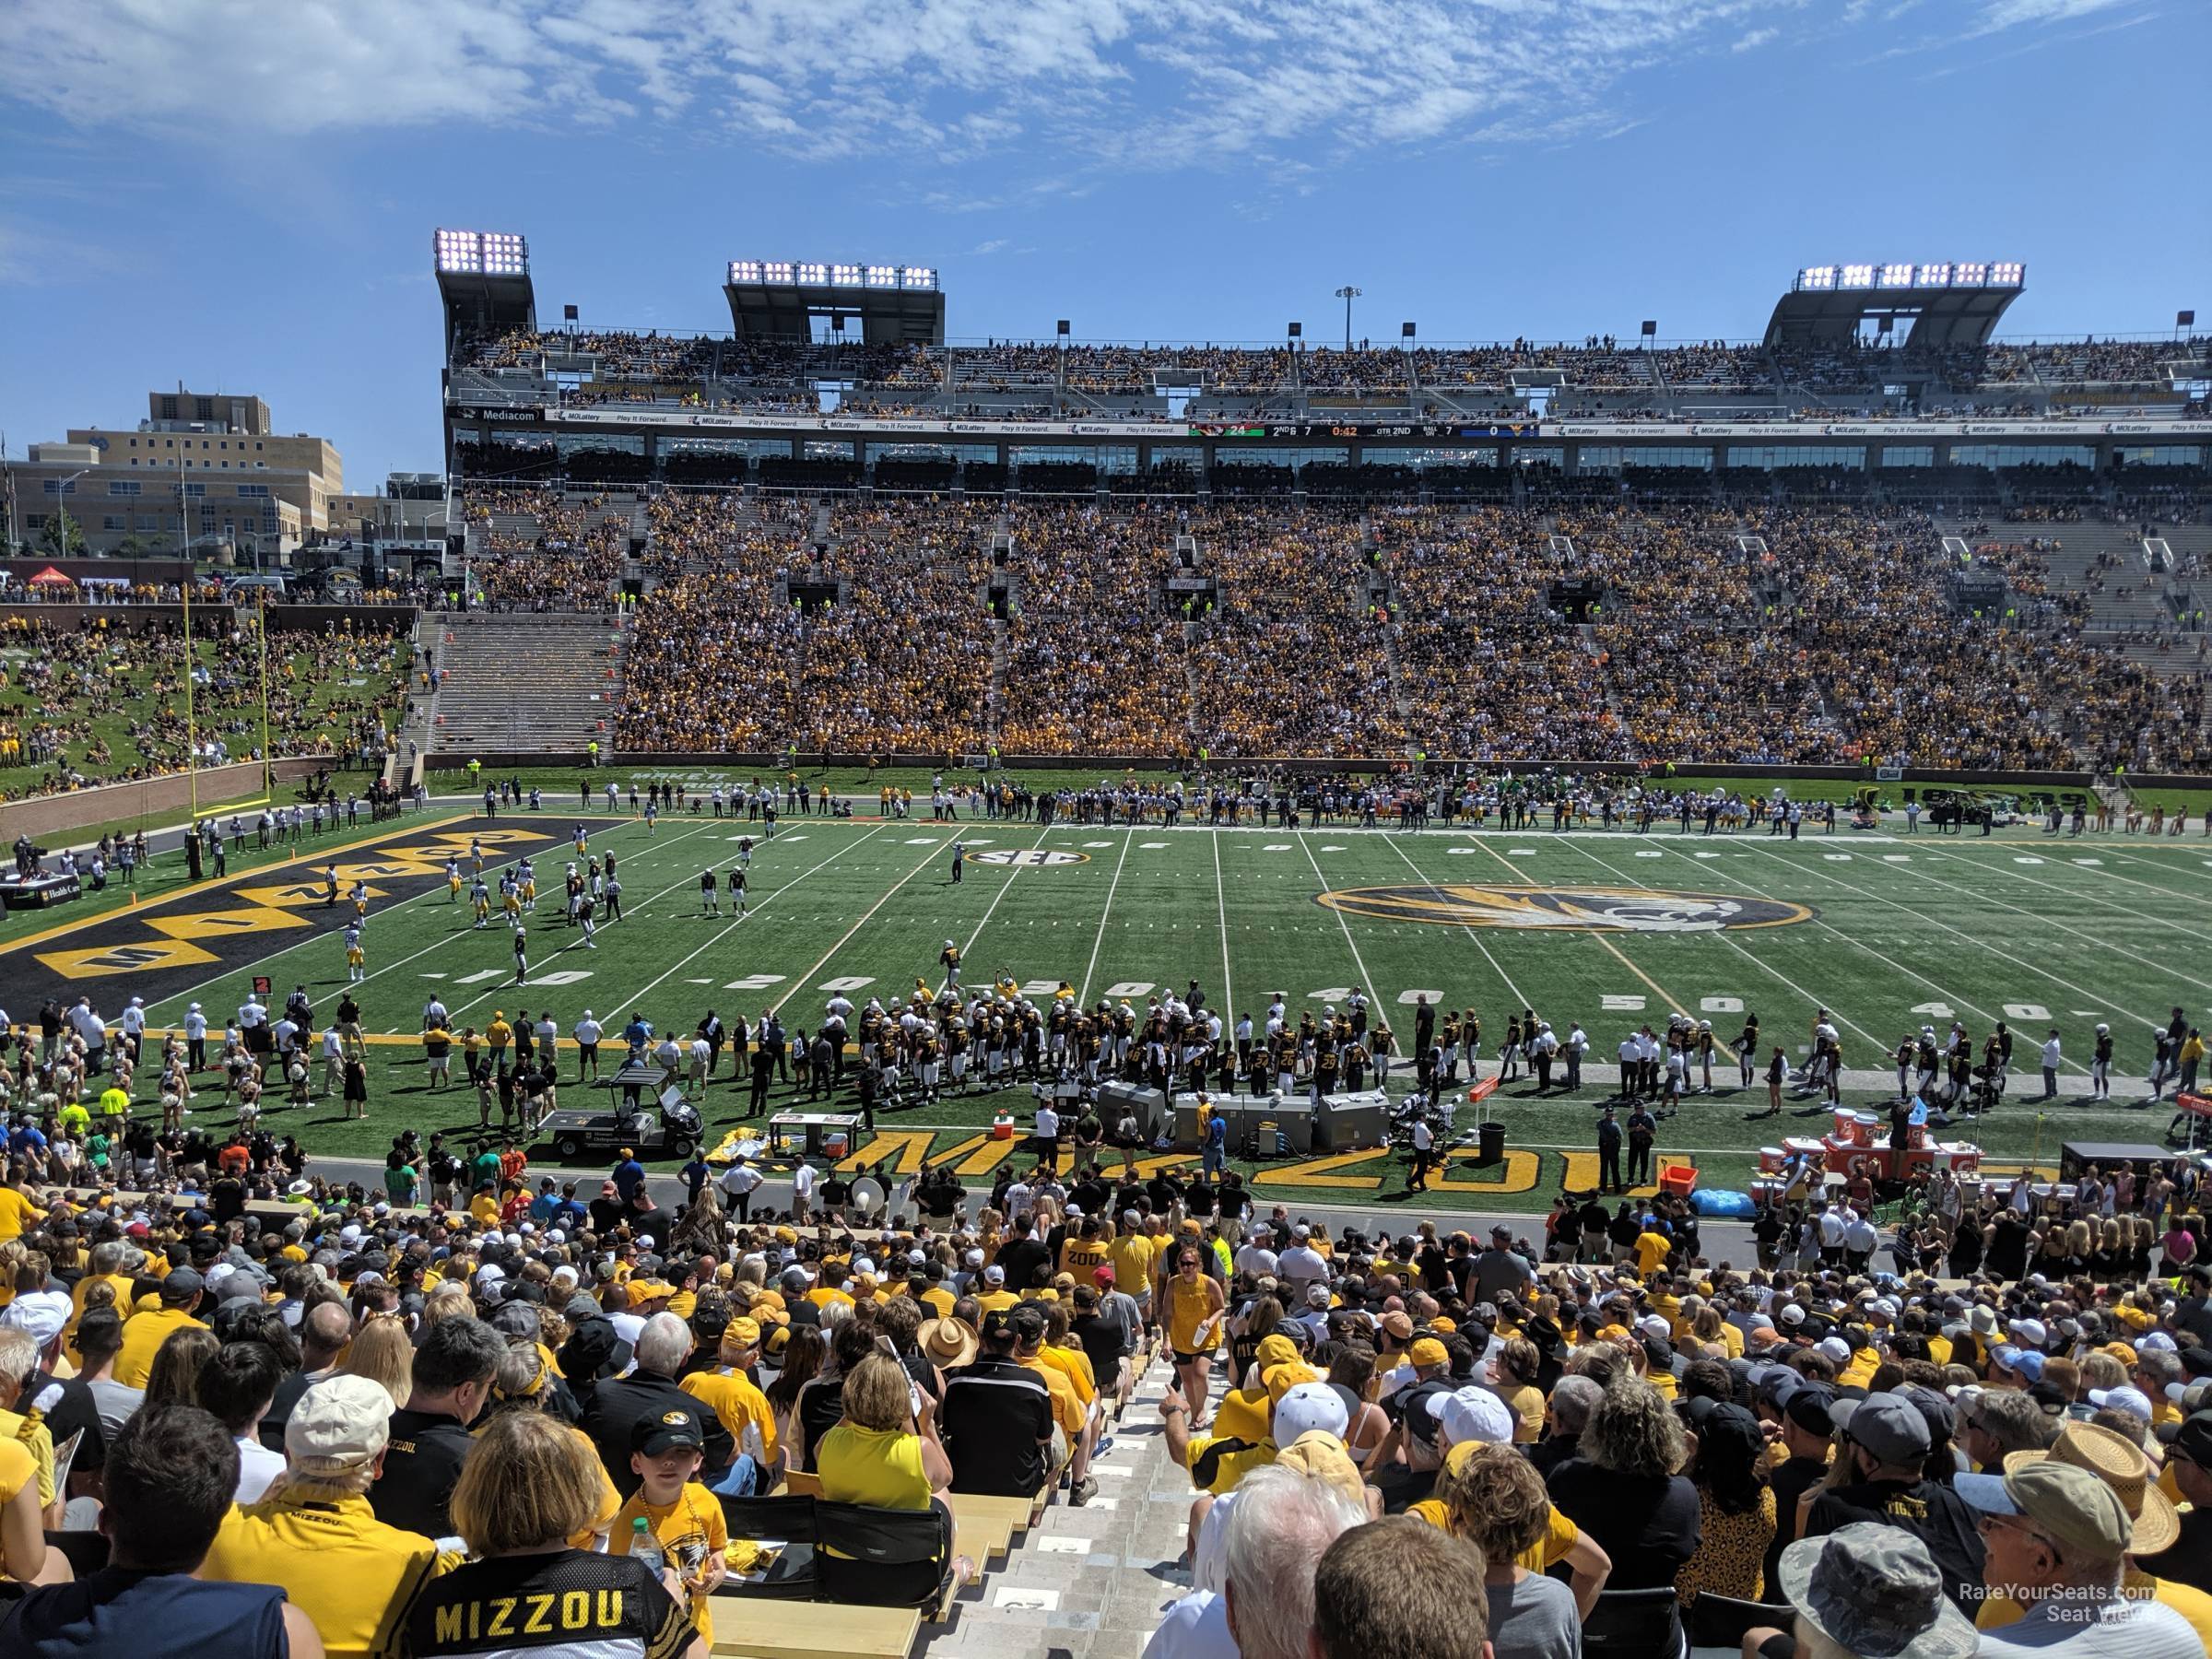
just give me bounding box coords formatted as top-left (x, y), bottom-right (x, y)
top-left (1976, 0), bottom-right (2128, 25)
top-left (0, 0), bottom-right (2138, 163)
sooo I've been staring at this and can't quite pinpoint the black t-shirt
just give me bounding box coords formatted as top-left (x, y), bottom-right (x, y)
top-left (1762, 1453), bottom-right (1830, 1594)
top-left (370, 1407), bottom-right (477, 1538)
top-left (2137, 1507), bottom-right (2212, 1598)
top-left (1545, 1461), bottom-right (1702, 1589)
top-left (1805, 1478), bottom-right (1984, 1608)
top-left (995, 1238), bottom-right (1052, 1298)
top-left (34, 1372), bottom-right (106, 1477)
top-left (403, 1548), bottom-right (689, 1659)
top-left (794, 1373), bottom-right (847, 1471)
top-left (941, 1357), bottom-right (1053, 1497)
top-left (1069, 1313), bottom-right (1123, 1390)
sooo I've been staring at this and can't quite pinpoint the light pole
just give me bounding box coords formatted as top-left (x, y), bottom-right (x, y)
top-left (1335, 286), bottom-right (1362, 353)
top-left (52, 468), bottom-right (88, 555)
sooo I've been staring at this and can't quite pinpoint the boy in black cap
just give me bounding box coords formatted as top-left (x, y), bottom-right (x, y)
top-left (614, 1404), bottom-right (728, 1648)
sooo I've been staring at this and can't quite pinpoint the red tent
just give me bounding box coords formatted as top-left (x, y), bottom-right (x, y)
top-left (27, 566), bottom-right (75, 586)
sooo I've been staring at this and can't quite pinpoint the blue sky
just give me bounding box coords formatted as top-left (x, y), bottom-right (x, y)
top-left (1, 0), bottom-right (2204, 487)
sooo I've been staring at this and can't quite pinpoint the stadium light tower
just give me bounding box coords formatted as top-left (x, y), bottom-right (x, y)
top-left (1335, 286), bottom-right (1362, 352)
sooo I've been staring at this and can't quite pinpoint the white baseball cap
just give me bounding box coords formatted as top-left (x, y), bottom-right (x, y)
top-left (1274, 1382), bottom-right (1351, 1443)
top-left (1429, 1385), bottom-right (1515, 1449)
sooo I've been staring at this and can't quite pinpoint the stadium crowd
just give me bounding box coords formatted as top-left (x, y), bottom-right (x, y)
top-left (587, 491), bottom-right (2212, 771)
top-left (0, 619), bottom-right (408, 800)
top-left (617, 495), bottom-right (994, 755)
top-left (7, 988), bottom-right (2212, 1659)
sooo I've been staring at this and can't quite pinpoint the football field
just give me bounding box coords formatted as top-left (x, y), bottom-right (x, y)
top-left (15, 804), bottom-right (2212, 1212)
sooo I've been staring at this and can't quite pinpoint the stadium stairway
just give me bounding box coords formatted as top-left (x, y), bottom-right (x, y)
top-left (429, 612), bottom-right (624, 753)
top-left (916, 1347), bottom-right (1205, 1659)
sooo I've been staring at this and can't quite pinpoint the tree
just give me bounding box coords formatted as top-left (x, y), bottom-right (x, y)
top-left (37, 513), bottom-right (86, 556)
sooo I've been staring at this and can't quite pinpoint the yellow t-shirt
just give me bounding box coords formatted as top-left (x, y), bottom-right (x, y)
top-left (918, 1286), bottom-right (956, 1320)
top-left (1500, 1384), bottom-right (1546, 1443)
top-left (1837, 1348), bottom-right (1881, 1392)
top-left (1633, 1232), bottom-right (1672, 1277)
top-left (0, 1411), bottom-right (54, 1508)
top-left (1168, 1277), bottom-right (1220, 1356)
top-left (204, 1491), bottom-right (453, 1659)
top-left (814, 1424), bottom-right (931, 1512)
top-left (0, 1436), bottom-right (33, 1509)
top-left (65, 1271), bottom-right (139, 1351)
top-left (1185, 1434), bottom-right (1278, 1496)
top-left (1059, 1238), bottom-right (1110, 1278)
top-left (111, 1306), bottom-right (209, 1391)
top-left (1107, 1233), bottom-right (1157, 1297)
top-left (973, 1288), bottom-right (1019, 1315)
top-left (612, 1481), bottom-right (730, 1646)
top-left (1408, 1493), bottom-right (1580, 1574)
top-left (0, 1187), bottom-right (39, 1243)
top-left (1018, 1356), bottom-right (1086, 1441)
top-left (1038, 1343), bottom-right (1096, 1407)
top-left (679, 1368), bottom-right (779, 1465)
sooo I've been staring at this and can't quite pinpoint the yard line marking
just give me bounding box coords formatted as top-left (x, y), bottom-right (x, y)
top-left (768, 828), bottom-right (951, 1018)
top-left (1869, 843), bottom-right (2212, 995)
top-left (1211, 830), bottom-right (1234, 1016)
top-left (1732, 838), bottom-right (2179, 1034)
top-left (444, 820), bottom-right (877, 1027)
top-left (959, 824), bottom-right (1059, 961)
top-left (1505, 835), bottom-right (1747, 1043)
top-left (0, 811), bottom-right (481, 961)
top-left (1569, 837), bottom-right (1879, 1044)
top-left (1077, 829), bottom-right (1135, 1006)
top-left (137, 816), bottom-right (670, 1021)
top-left (1295, 830), bottom-right (1380, 997)
top-left (615, 823), bottom-right (897, 1021)
top-left (347, 818), bottom-right (736, 999)
top-left (1914, 841), bottom-right (2212, 920)
top-left (1707, 840), bottom-right (2092, 1076)
top-left (1378, 832), bottom-right (1530, 1009)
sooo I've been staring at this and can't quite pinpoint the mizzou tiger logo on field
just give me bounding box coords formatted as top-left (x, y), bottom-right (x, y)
top-left (1314, 884), bottom-right (1812, 933)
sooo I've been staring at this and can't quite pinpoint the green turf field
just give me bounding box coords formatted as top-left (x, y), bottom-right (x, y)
top-left (36, 805), bottom-right (2212, 1211)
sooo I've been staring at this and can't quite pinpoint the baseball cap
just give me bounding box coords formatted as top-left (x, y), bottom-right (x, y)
top-left (1274, 1382), bottom-right (1351, 1443)
top-left (2002, 1460), bottom-right (2135, 1564)
top-left (1832, 1393), bottom-right (1931, 1465)
top-left (631, 1405), bottom-right (706, 1458)
top-left (1992, 1345), bottom-right (2045, 1383)
top-left (1784, 1383), bottom-right (1839, 1437)
top-left (2086, 1385), bottom-right (2154, 1424)
top-left (2160, 1410), bottom-right (2212, 1465)
top-left (286, 1374), bottom-right (394, 1477)
top-left (0, 1289), bottom-right (71, 1347)
top-left (162, 1268), bottom-right (205, 1301)
top-left (2007, 1317), bottom-right (2049, 1349)
top-left (1407, 1337), bottom-right (1449, 1369)
top-left (1429, 1385), bottom-right (1516, 1449)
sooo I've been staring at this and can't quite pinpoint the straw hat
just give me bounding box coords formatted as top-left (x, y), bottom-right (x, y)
top-left (919, 1314), bottom-right (979, 1369)
top-left (2005, 1419), bottom-right (2180, 1555)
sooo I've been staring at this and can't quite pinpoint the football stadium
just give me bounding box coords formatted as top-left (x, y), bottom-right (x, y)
top-left (7, 49), bottom-right (2212, 1659)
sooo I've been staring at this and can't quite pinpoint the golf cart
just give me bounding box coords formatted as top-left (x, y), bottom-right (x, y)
top-left (537, 1061), bottom-right (703, 1161)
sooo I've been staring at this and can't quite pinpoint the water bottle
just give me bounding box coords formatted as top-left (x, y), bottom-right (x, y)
top-left (629, 1516), bottom-right (666, 1579)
